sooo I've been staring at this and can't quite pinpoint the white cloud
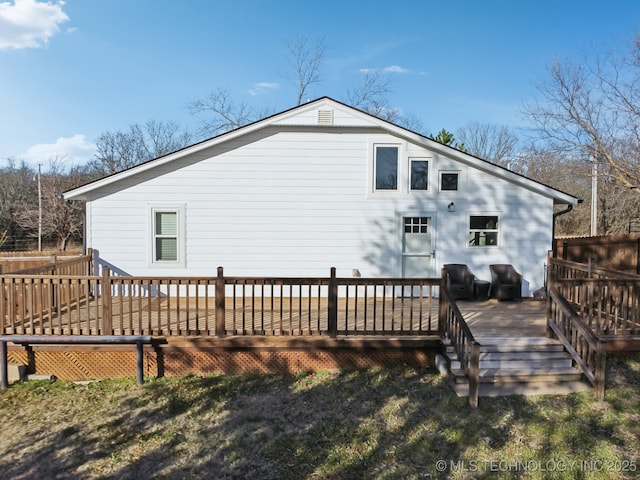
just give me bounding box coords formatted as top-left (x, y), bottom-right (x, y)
top-left (20, 134), bottom-right (96, 166)
top-left (248, 82), bottom-right (280, 96)
top-left (358, 65), bottom-right (412, 75)
top-left (0, 0), bottom-right (69, 50)
top-left (383, 65), bottom-right (410, 74)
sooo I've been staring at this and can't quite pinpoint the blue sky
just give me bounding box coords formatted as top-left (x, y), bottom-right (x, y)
top-left (2, 0), bottom-right (640, 169)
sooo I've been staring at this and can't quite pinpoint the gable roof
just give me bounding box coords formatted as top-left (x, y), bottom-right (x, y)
top-left (64, 97), bottom-right (580, 205)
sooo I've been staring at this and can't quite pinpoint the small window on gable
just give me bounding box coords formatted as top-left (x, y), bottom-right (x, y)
top-left (410, 159), bottom-right (429, 190)
top-left (375, 145), bottom-right (398, 190)
top-left (440, 171), bottom-right (459, 191)
top-left (468, 215), bottom-right (499, 247)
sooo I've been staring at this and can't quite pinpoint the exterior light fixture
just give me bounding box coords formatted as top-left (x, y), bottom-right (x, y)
top-left (447, 202), bottom-right (456, 212)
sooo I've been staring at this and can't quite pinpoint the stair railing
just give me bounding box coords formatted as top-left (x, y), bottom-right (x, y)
top-left (547, 288), bottom-right (607, 400)
top-left (439, 270), bottom-right (481, 408)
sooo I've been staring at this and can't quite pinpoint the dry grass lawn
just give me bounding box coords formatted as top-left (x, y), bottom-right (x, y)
top-left (1, 355), bottom-right (639, 479)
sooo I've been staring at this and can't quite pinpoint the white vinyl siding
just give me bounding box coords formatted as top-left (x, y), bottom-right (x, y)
top-left (82, 103), bottom-right (561, 294)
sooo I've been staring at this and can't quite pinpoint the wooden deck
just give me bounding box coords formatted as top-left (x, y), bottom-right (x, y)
top-left (2, 292), bottom-right (548, 340)
top-left (457, 298), bottom-right (548, 339)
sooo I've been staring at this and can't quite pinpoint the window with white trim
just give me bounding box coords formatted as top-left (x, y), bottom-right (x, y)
top-left (440, 171), bottom-right (459, 191)
top-left (151, 206), bottom-right (184, 264)
top-left (468, 215), bottom-right (499, 247)
top-left (410, 159), bottom-right (429, 191)
top-left (374, 145), bottom-right (399, 190)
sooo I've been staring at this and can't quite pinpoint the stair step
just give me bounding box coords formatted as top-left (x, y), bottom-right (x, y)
top-left (448, 379), bottom-right (592, 397)
top-left (440, 336), bottom-right (589, 397)
top-left (449, 358), bottom-right (573, 370)
top-left (473, 336), bottom-right (558, 346)
top-left (450, 367), bottom-right (582, 384)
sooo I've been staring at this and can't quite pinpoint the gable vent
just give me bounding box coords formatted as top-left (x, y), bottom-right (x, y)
top-left (317, 109), bottom-right (334, 126)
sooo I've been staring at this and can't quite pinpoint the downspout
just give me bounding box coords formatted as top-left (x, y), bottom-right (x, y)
top-left (60, 195), bottom-right (87, 253)
top-left (552, 200), bottom-right (582, 257)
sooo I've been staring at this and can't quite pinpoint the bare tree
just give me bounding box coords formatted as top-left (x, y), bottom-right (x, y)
top-left (143, 119), bottom-right (193, 159)
top-left (347, 71), bottom-right (392, 111)
top-left (457, 122), bottom-right (519, 167)
top-left (89, 120), bottom-right (192, 176)
top-left (523, 39), bottom-right (640, 189)
top-left (187, 88), bottom-right (263, 137)
top-left (14, 159), bottom-right (86, 250)
top-left (0, 159), bottom-right (37, 250)
top-left (521, 147), bottom-right (591, 236)
top-left (286, 35), bottom-right (326, 106)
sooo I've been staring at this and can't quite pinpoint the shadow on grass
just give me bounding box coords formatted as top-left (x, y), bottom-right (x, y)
top-left (1, 356), bottom-right (640, 479)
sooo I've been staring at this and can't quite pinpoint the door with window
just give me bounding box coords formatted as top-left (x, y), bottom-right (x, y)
top-left (401, 216), bottom-right (434, 278)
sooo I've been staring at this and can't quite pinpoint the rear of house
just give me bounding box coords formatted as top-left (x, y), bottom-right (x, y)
top-left (64, 97), bottom-right (579, 295)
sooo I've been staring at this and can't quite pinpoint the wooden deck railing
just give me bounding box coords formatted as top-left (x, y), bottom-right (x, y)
top-left (547, 288), bottom-right (606, 400)
top-left (548, 258), bottom-right (640, 336)
top-left (553, 279), bottom-right (640, 336)
top-left (548, 257), bottom-right (640, 282)
top-left (1, 267), bottom-right (440, 338)
top-left (438, 270), bottom-right (480, 408)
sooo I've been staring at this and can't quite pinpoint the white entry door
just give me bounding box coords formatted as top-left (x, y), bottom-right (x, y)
top-left (401, 216), bottom-right (434, 278)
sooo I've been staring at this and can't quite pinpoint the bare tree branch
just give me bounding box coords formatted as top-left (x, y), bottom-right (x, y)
top-left (285, 35), bottom-right (326, 105)
top-left (187, 87), bottom-right (259, 137)
top-left (457, 122), bottom-right (519, 167)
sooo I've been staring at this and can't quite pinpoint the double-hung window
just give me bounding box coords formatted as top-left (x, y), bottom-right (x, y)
top-left (151, 206), bottom-right (184, 265)
top-left (468, 215), bottom-right (499, 247)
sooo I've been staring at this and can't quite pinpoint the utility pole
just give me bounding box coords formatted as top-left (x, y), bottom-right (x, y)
top-left (37, 163), bottom-right (42, 251)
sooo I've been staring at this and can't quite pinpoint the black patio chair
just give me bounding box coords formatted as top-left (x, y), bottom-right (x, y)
top-left (489, 264), bottom-right (522, 301)
top-left (443, 264), bottom-right (477, 300)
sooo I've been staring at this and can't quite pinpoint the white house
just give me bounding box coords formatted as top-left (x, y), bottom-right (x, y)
top-left (64, 97), bottom-right (579, 295)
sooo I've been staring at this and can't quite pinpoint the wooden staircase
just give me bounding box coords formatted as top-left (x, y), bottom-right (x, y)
top-left (438, 337), bottom-right (591, 397)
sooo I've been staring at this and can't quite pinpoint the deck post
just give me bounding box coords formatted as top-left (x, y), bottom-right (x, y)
top-left (136, 340), bottom-right (144, 385)
top-left (469, 341), bottom-right (480, 408)
top-left (215, 267), bottom-right (226, 337)
top-left (546, 255), bottom-right (555, 339)
top-left (0, 340), bottom-right (7, 389)
top-left (594, 341), bottom-right (606, 401)
top-left (101, 267), bottom-right (112, 335)
top-left (87, 248), bottom-right (94, 276)
top-left (328, 267), bottom-right (337, 338)
top-left (438, 268), bottom-right (447, 338)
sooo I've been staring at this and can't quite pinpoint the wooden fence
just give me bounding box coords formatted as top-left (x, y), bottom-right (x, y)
top-left (1, 266), bottom-right (440, 338)
top-left (554, 234), bottom-right (640, 274)
top-left (0, 252), bottom-right (88, 275)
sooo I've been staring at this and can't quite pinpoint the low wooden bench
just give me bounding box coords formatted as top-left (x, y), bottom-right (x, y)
top-left (0, 335), bottom-right (165, 389)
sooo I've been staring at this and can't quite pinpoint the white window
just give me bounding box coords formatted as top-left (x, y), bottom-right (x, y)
top-left (410, 159), bottom-right (429, 191)
top-left (468, 215), bottom-right (499, 247)
top-left (151, 205), bottom-right (185, 265)
top-left (440, 171), bottom-right (459, 191)
top-left (374, 145), bottom-right (399, 190)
